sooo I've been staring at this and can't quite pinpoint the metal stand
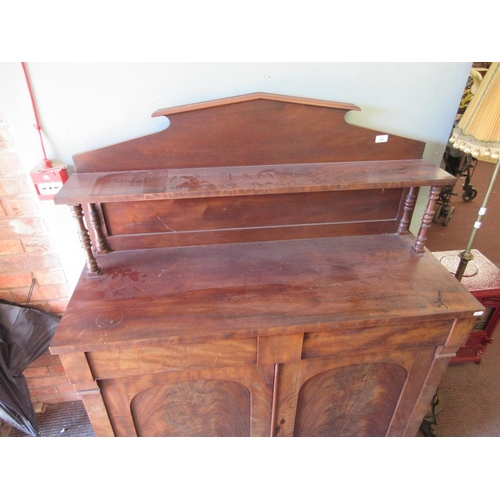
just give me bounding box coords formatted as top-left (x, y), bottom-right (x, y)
top-left (455, 158), bottom-right (500, 281)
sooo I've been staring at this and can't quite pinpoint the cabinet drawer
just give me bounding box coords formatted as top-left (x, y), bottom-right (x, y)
top-left (302, 320), bottom-right (453, 360)
top-left (87, 337), bottom-right (257, 380)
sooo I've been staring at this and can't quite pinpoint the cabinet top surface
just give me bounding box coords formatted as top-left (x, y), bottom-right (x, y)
top-left (51, 234), bottom-right (482, 354)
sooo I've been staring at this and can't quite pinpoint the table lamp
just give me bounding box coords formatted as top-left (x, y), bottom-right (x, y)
top-left (449, 62), bottom-right (500, 281)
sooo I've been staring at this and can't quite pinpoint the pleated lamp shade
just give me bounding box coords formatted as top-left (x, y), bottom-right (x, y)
top-left (450, 62), bottom-right (500, 163)
top-left (448, 62), bottom-right (500, 281)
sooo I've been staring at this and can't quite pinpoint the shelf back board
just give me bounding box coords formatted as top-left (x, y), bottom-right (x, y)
top-left (72, 92), bottom-right (425, 173)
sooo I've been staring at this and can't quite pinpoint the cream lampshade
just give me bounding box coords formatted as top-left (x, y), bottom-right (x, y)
top-left (448, 62), bottom-right (500, 280)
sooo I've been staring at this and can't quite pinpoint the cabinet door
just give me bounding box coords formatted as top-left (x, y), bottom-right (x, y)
top-left (274, 346), bottom-right (442, 437)
top-left (98, 363), bottom-right (275, 437)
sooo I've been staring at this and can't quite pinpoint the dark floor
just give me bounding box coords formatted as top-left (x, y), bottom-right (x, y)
top-left (433, 323), bottom-right (500, 437)
top-left (5, 400), bottom-right (94, 437)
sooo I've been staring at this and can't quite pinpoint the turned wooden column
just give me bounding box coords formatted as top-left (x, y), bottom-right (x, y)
top-left (71, 204), bottom-right (101, 277)
top-left (411, 186), bottom-right (441, 254)
top-left (397, 187), bottom-right (418, 235)
top-left (86, 203), bottom-right (109, 254)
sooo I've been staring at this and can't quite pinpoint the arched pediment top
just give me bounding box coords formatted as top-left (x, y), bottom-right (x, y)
top-left (151, 92), bottom-right (361, 118)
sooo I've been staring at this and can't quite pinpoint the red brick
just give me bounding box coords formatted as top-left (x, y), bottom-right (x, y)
top-left (29, 381), bottom-right (79, 404)
top-left (0, 129), bottom-right (15, 150)
top-left (0, 252), bottom-right (63, 273)
top-left (40, 283), bottom-right (72, 299)
top-left (27, 374), bottom-right (69, 389)
top-left (0, 152), bottom-right (24, 174)
top-left (48, 363), bottom-right (67, 376)
top-left (28, 350), bottom-right (61, 368)
top-left (22, 236), bottom-right (56, 254)
top-left (0, 217), bottom-right (48, 237)
top-left (0, 175), bottom-right (33, 196)
top-left (0, 290), bottom-right (14, 302)
top-left (12, 282), bottom-right (72, 303)
top-left (56, 383), bottom-right (77, 394)
top-left (4, 198), bottom-right (41, 217)
top-left (33, 391), bottom-right (79, 404)
top-left (29, 386), bottom-right (59, 400)
top-left (24, 366), bottom-right (50, 378)
top-left (0, 239), bottom-right (24, 255)
top-left (11, 288), bottom-right (34, 304)
top-left (47, 299), bottom-right (69, 314)
top-left (0, 272), bottom-right (33, 288)
top-left (34, 269), bottom-right (67, 285)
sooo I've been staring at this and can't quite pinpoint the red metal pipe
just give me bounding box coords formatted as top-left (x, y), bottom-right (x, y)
top-left (21, 62), bottom-right (52, 168)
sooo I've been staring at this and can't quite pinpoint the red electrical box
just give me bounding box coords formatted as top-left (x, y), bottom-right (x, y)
top-left (30, 163), bottom-right (69, 201)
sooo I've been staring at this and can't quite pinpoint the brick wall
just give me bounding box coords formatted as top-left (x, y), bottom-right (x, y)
top-left (0, 102), bottom-right (79, 405)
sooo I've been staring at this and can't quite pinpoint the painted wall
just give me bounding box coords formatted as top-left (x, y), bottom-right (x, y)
top-left (0, 62), bottom-right (472, 288)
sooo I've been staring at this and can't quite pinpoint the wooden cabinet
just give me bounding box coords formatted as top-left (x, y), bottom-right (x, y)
top-left (57, 311), bottom-right (475, 438)
top-left (50, 93), bottom-right (483, 437)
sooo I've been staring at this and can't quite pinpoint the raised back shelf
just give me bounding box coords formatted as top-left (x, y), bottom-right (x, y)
top-left (54, 158), bottom-right (455, 254)
top-left (54, 159), bottom-right (453, 204)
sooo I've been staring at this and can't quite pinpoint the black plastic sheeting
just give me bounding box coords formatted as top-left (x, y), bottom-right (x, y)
top-left (0, 299), bottom-right (60, 436)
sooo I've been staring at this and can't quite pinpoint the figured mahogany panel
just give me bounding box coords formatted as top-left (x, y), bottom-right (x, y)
top-left (131, 379), bottom-right (251, 437)
top-left (294, 363), bottom-right (407, 437)
top-left (302, 320), bottom-right (454, 359)
top-left (87, 337), bottom-right (257, 380)
top-left (72, 93), bottom-right (425, 173)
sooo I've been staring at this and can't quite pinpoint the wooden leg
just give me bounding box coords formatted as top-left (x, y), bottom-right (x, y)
top-left (398, 187), bottom-right (418, 235)
top-left (411, 186), bottom-right (441, 254)
top-left (71, 204), bottom-right (101, 277)
top-left (59, 352), bottom-right (115, 437)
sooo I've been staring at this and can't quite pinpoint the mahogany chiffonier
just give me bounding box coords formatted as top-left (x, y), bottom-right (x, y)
top-left (50, 93), bottom-right (483, 437)
top-left (433, 249), bottom-right (500, 364)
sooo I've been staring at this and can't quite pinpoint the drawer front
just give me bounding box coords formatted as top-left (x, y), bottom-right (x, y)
top-left (87, 337), bottom-right (257, 380)
top-left (302, 320), bottom-right (454, 360)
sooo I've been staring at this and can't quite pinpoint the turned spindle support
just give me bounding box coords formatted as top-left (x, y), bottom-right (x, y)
top-left (71, 204), bottom-right (101, 277)
top-left (397, 186), bottom-right (418, 235)
top-left (411, 186), bottom-right (441, 254)
top-left (87, 203), bottom-right (109, 254)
